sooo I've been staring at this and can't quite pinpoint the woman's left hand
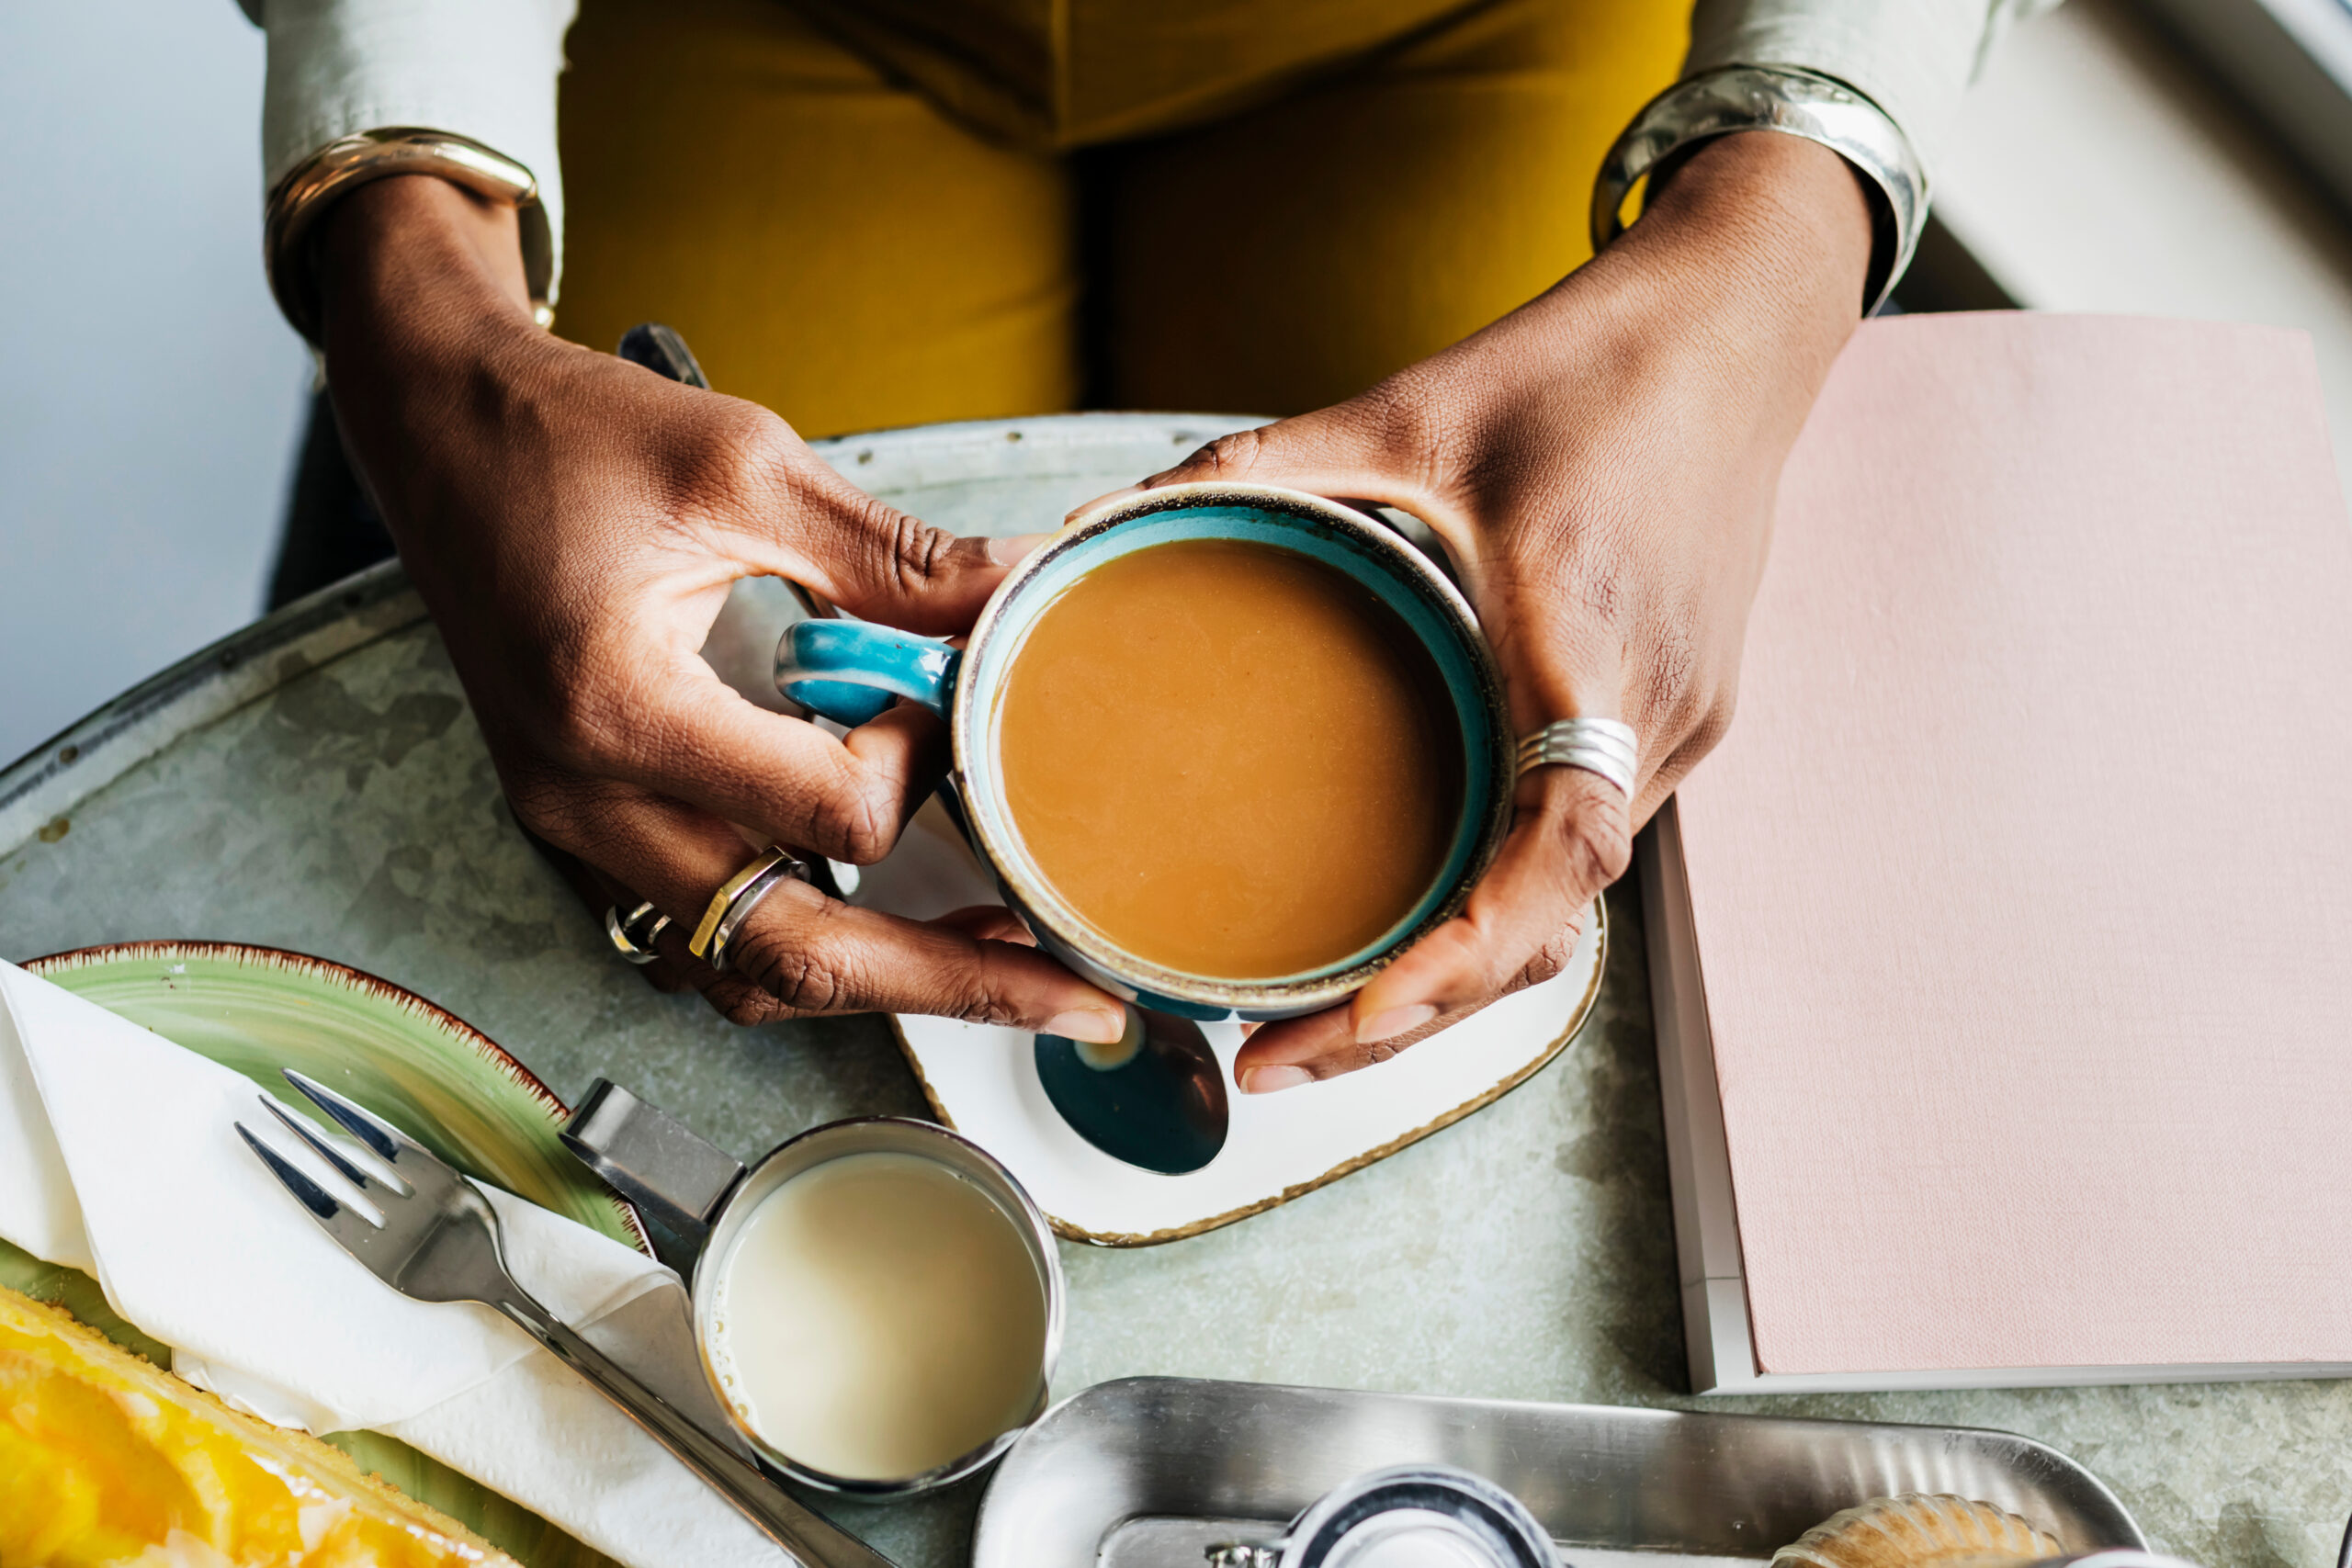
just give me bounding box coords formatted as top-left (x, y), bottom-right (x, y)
top-left (1109, 130), bottom-right (1877, 1092)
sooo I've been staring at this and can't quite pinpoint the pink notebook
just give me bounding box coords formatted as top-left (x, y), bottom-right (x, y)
top-left (1641, 312), bottom-right (2352, 1393)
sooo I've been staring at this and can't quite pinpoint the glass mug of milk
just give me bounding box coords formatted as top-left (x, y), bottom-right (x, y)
top-left (562, 1080), bottom-right (1064, 1494)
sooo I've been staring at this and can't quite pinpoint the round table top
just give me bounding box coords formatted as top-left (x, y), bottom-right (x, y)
top-left (0, 413), bottom-right (2337, 1568)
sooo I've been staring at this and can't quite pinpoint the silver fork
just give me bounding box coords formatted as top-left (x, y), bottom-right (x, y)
top-left (236, 1068), bottom-right (894, 1568)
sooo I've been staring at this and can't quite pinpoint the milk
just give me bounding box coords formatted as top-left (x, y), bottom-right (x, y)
top-left (707, 1151), bottom-right (1048, 1481)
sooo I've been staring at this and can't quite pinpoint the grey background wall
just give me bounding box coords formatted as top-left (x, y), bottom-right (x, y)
top-left (0, 1), bottom-right (309, 767)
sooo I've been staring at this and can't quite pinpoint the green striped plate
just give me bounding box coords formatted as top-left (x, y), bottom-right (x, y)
top-left (1, 941), bottom-right (642, 1568)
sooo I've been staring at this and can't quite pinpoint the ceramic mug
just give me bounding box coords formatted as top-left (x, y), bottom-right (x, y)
top-left (773, 482), bottom-right (1514, 1021)
top-left (560, 1080), bottom-right (1066, 1497)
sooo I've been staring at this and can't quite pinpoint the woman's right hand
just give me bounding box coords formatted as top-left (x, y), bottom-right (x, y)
top-left (312, 175), bottom-right (1126, 1043)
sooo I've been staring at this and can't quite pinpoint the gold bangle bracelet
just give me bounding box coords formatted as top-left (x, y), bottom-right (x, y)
top-left (262, 127), bottom-right (555, 344)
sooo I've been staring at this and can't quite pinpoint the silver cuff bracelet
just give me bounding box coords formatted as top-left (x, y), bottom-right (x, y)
top-left (1591, 64), bottom-right (1927, 317)
top-left (263, 128), bottom-right (556, 344)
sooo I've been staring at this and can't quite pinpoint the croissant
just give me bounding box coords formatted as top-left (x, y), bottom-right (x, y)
top-left (1773, 1493), bottom-right (2064, 1568)
top-left (0, 1284), bottom-right (518, 1568)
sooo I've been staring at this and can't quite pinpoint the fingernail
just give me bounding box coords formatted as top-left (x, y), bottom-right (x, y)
top-left (1355, 1003), bottom-right (1437, 1045)
top-left (1239, 1064), bottom-right (1314, 1095)
top-left (1046, 1007), bottom-right (1126, 1045)
top-left (1066, 485), bottom-right (1145, 525)
top-left (988, 532), bottom-right (1052, 565)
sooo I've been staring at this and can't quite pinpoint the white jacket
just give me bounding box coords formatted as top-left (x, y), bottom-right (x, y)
top-left (234, 0), bottom-right (2052, 303)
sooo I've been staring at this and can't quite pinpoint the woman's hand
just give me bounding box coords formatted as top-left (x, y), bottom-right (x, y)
top-left (314, 175), bottom-right (1126, 1043)
top-left (1121, 131), bottom-right (1875, 1091)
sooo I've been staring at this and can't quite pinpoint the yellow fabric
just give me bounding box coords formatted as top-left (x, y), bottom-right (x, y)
top-left (786, 0), bottom-right (1480, 151)
top-left (559, 0), bottom-right (1082, 435)
top-left (556, 0), bottom-right (1685, 436)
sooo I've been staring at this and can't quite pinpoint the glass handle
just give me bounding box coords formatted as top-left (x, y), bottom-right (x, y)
top-left (560, 1077), bottom-right (746, 1277)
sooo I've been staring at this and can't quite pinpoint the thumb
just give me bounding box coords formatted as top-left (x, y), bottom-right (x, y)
top-left (1068, 405), bottom-right (1440, 527)
top-left (1348, 762), bottom-right (1628, 1044)
top-left (785, 465), bottom-right (1026, 637)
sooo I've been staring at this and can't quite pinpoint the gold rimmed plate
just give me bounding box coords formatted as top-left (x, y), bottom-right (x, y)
top-left (859, 799), bottom-right (1611, 1246)
top-left (0, 941), bottom-right (639, 1568)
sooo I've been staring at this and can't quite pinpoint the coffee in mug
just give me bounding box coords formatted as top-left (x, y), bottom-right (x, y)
top-left (775, 484), bottom-right (1515, 1020)
top-left (995, 536), bottom-right (1464, 979)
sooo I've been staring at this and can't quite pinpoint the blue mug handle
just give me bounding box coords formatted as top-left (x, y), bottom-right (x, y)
top-left (775, 619), bottom-right (962, 727)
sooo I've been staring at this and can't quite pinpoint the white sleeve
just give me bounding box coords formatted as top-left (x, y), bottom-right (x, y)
top-left (1685, 0), bottom-right (2059, 184)
top-left (248, 0), bottom-right (576, 288)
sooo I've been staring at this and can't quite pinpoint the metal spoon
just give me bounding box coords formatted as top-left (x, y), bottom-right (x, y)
top-left (1034, 1006), bottom-right (1228, 1174)
top-left (922, 784), bottom-right (1231, 1175)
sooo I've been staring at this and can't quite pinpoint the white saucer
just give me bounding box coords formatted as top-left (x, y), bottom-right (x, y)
top-left (853, 798), bottom-right (1605, 1246)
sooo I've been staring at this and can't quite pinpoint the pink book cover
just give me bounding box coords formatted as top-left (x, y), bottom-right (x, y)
top-left (1670, 312), bottom-right (2352, 1381)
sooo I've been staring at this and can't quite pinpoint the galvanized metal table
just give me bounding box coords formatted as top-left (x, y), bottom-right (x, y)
top-left (2, 414), bottom-right (2341, 1568)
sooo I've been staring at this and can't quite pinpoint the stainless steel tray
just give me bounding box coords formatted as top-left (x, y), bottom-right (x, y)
top-left (971, 1378), bottom-right (2146, 1568)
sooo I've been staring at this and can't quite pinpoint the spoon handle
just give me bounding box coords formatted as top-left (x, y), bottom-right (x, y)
top-left (498, 1292), bottom-right (899, 1568)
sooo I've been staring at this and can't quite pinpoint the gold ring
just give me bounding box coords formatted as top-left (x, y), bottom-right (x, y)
top-left (688, 847), bottom-right (810, 973)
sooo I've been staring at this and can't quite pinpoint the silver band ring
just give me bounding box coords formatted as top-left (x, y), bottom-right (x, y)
top-left (1516, 717), bottom-right (1639, 798)
top-left (605, 900), bottom-right (671, 965)
top-left (688, 846), bottom-right (814, 975)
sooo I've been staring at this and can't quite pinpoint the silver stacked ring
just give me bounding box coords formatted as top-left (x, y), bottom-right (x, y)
top-left (605, 900), bottom-right (671, 965)
top-left (688, 846), bottom-right (815, 975)
top-left (1516, 717), bottom-right (1639, 797)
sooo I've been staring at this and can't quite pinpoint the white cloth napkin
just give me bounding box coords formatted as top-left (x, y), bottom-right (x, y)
top-left (0, 958), bottom-right (783, 1568)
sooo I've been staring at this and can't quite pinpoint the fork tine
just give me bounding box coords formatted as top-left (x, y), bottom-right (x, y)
top-left (237, 1122), bottom-right (343, 1218)
top-left (255, 1094), bottom-right (391, 1196)
top-left (235, 1121), bottom-right (386, 1254)
top-left (282, 1068), bottom-right (427, 1168)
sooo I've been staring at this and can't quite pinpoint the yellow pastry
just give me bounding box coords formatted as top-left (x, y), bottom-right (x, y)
top-left (1773, 1493), bottom-right (2064, 1568)
top-left (0, 1283), bottom-right (516, 1568)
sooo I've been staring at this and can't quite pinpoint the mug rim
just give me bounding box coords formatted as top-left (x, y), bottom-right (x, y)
top-left (949, 481), bottom-right (1515, 1015)
top-left (689, 1115), bottom-right (1068, 1496)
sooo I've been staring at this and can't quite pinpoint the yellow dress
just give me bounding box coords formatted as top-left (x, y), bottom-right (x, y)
top-left (552, 0), bottom-right (1687, 435)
